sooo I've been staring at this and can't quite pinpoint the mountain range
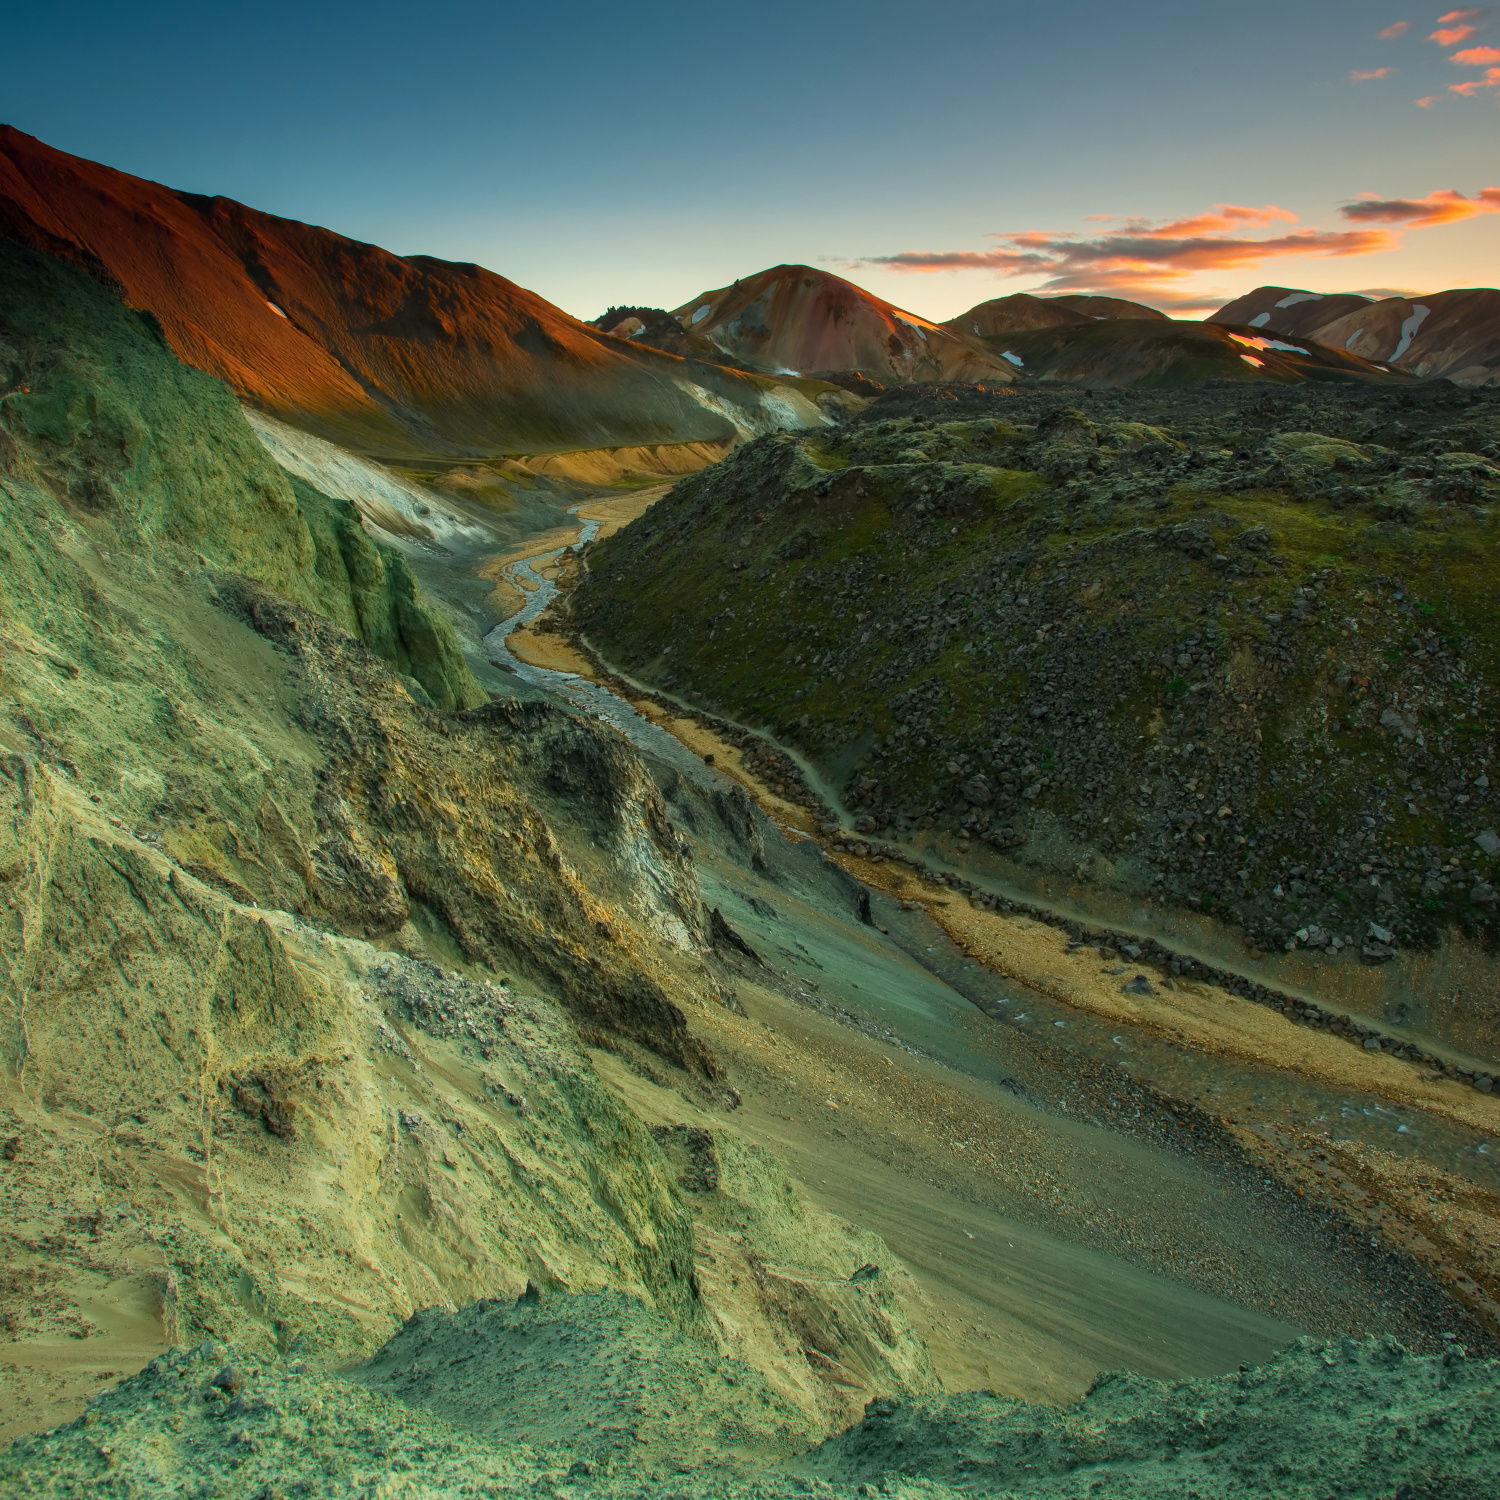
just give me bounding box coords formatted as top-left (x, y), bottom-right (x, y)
top-left (1210, 285), bottom-right (1500, 387)
top-left (3, 124), bottom-right (1494, 475)
top-left (0, 126), bottom-right (831, 459)
top-left (5, 121), bottom-right (1500, 1499)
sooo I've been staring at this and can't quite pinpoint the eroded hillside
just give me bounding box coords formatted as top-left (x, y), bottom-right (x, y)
top-left (0, 239), bottom-right (933, 1447)
top-left (573, 381), bottom-right (1500, 1043)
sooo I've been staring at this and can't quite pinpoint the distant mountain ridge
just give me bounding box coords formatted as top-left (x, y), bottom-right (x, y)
top-left (942, 293), bottom-right (1167, 338)
top-left (956, 316), bottom-right (1409, 388)
top-left (0, 126), bottom-right (826, 458)
top-left (1210, 285), bottom-right (1500, 387)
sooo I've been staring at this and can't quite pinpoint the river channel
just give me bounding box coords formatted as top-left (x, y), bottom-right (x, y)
top-left (477, 509), bottom-right (1498, 1191)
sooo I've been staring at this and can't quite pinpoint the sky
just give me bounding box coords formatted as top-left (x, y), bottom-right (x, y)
top-left (4, 2), bottom-right (1498, 322)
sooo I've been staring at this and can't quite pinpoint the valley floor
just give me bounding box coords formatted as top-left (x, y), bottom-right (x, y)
top-left (498, 501), bottom-right (1500, 1383)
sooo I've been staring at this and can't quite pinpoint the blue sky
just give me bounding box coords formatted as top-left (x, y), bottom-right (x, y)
top-left (5, 1), bottom-right (1497, 319)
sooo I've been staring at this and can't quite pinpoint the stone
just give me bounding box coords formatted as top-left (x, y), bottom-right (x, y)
top-left (1366, 922), bottom-right (1395, 944)
top-left (1379, 707), bottom-right (1417, 741)
top-left (1474, 829), bottom-right (1500, 857)
top-left (1121, 974), bottom-right (1153, 995)
top-left (959, 774), bottom-right (993, 805)
top-left (1475, 1076), bottom-right (1495, 1093)
top-left (1471, 880), bottom-right (1498, 906)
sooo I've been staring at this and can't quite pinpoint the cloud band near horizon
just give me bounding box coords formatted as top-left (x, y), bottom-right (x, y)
top-left (860, 189), bottom-right (1500, 306)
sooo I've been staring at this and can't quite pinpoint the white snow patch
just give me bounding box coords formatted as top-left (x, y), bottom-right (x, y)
top-left (1249, 312), bottom-right (1271, 328)
top-left (266, 301), bottom-right (288, 319)
top-left (1275, 292), bottom-right (1323, 308)
top-left (1345, 331), bottom-right (1363, 349)
top-left (896, 316), bottom-right (929, 341)
top-left (1228, 333), bottom-right (1304, 355)
top-left (691, 304), bottom-right (713, 325)
top-left (1241, 354), bottom-right (1265, 367)
top-left (1390, 304), bottom-right (1430, 362)
top-left (1001, 350), bottom-right (1024, 366)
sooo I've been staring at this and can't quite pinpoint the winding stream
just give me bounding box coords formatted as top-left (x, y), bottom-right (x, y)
top-left (481, 506), bottom-right (720, 786)
top-left (474, 510), bottom-right (1498, 1187)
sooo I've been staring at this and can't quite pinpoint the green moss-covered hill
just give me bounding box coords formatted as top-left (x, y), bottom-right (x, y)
top-left (574, 382), bottom-right (1500, 963)
top-left (0, 237), bottom-right (483, 710)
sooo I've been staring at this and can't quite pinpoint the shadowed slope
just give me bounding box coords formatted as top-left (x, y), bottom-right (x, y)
top-left (0, 126), bottom-right (814, 458)
top-left (1211, 285), bottom-right (1500, 387)
top-left (975, 317), bottom-right (1411, 387)
top-left (671, 264), bottom-right (1018, 383)
top-left (1209, 287), bottom-right (1376, 340)
top-left (944, 294), bottom-right (1166, 339)
top-left (1049, 294), bottom-right (1169, 321)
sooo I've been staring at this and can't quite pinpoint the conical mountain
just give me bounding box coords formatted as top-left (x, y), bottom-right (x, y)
top-left (670, 264), bottom-right (1017, 383)
top-left (943, 292), bottom-right (1166, 339)
top-left (1048, 294), bottom-right (1167, 321)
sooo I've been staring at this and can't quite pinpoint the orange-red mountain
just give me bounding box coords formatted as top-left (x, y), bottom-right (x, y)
top-left (0, 126), bottom-right (792, 457)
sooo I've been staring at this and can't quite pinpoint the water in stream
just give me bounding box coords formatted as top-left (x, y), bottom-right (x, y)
top-left (479, 510), bottom-right (1498, 1191)
top-left (482, 508), bottom-right (722, 787)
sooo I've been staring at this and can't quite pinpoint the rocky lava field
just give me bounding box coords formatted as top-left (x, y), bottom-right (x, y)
top-left (574, 382), bottom-right (1500, 1050)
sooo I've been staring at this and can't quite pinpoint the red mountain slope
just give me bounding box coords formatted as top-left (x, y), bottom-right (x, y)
top-left (0, 126), bottom-right (797, 457)
top-left (670, 265), bottom-right (1016, 383)
top-left (1312, 290), bottom-right (1500, 387)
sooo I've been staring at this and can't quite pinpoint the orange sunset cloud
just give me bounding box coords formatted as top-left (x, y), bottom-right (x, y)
top-left (1378, 20), bottom-right (1412, 37)
top-left (863, 187), bottom-right (1498, 306)
top-left (1450, 65), bottom-right (1500, 89)
top-left (1341, 186), bottom-right (1500, 224)
top-left (1351, 67), bottom-right (1398, 80)
top-left (1430, 8), bottom-right (1487, 46)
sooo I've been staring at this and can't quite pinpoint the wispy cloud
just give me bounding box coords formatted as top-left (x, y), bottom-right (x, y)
top-left (1378, 20), bottom-right (1412, 37)
top-left (1450, 64), bottom-right (1500, 90)
top-left (1341, 186), bottom-right (1500, 224)
top-left (1416, 93), bottom-right (1440, 104)
top-left (861, 187), bottom-right (1498, 305)
top-left (1430, 8), bottom-right (1487, 46)
top-left (1450, 43), bottom-right (1500, 61)
top-left (1350, 66), bottom-right (1398, 80)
